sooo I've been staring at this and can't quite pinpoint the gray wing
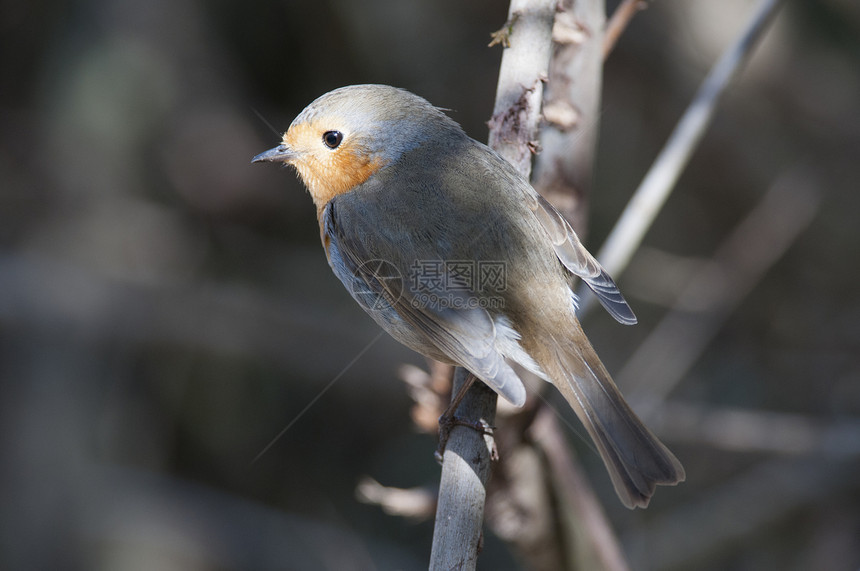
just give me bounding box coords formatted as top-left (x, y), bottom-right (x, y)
top-left (322, 200), bottom-right (527, 406)
top-left (526, 191), bottom-right (637, 325)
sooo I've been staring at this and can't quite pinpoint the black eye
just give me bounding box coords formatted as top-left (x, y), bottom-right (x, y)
top-left (322, 130), bottom-right (343, 149)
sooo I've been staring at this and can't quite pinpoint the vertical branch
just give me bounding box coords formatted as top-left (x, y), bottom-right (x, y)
top-left (487, 0), bottom-right (558, 177)
top-left (488, 1), bottom-right (631, 570)
top-left (429, 1), bottom-right (556, 569)
top-left (533, 0), bottom-right (606, 235)
top-left (429, 370), bottom-right (498, 570)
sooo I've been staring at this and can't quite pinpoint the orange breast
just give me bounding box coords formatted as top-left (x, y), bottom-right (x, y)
top-left (305, 151), bottom-right (387, 223)
top-left (286, 123), bottom-right (388, 219)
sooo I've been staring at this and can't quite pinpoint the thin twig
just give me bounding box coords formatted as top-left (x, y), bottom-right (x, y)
top-left (623, 455), bottom-right (860, 570)
top-left (578, 0), bottom-right (785, 316)
top-left (651, 401), bottom-right (860, 456)
top-left (532, 407), bottom-right (631, 571)
top-left (603, 0), bottom-right (647, 60)
top-left (618, 169), bottom-right (819, 411)
top-left (356, 477), bottom-right (436, 520)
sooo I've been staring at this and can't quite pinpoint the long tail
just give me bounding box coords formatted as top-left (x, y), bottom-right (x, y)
top-left (536, 332), bottom-right (685, 509)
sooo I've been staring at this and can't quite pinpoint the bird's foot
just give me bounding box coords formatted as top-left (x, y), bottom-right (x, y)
top-left (435, 416), bottom-right (497, 463)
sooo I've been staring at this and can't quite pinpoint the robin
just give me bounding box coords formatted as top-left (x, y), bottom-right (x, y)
top-left (253, 84), bottom-right (684, 508)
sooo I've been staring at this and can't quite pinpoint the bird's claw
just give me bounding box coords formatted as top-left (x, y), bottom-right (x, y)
top-left (435, 416), bottom-right (497, 463)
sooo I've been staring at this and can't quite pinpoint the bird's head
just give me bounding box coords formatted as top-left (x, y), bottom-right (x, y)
top-left (253, 84), bottom-right (461, 213)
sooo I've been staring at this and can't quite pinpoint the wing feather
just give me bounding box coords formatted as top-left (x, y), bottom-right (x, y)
top-left (323, 200), bottom-right (527, 406)
top-left (526, 191), bottom-right (637, 325)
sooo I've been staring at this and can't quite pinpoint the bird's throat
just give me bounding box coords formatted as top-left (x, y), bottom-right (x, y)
top-left (296, 153), bottom-right (388, 221)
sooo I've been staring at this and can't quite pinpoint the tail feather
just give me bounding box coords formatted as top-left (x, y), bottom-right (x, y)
top-left (541, 336), bottom-right (685, 509)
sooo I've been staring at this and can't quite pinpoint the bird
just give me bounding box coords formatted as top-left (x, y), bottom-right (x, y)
top-left (253, 84), bottom-right (684, 508)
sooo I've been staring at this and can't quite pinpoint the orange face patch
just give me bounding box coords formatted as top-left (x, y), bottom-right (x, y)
top-left (284, 121), bottom-right (388, 217)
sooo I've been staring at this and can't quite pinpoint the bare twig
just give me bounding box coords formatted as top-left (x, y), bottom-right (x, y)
top-left (487, 0), bottom-right (557, 177)
top-left (356, 477), bottom-right (436, 520)
top-left (532, 407), bottom-right (631, 571)
top-left (429, 369), bottom-right (498, 570)
top-left (651, 401), bottom-right (860, 456)
top-left (533, 0), bottom-right (606, 233)
top-left (488, 12), bottom-right (520, 48)
top-left (400, 361), bottom-right (454, 434)
top-left (623, 455), bottom-right (860, 569)
top-left (487, 1), bottom-right (632, 570)
top-left (603, 0), bottom-right (648, 59)
top-left (579, 0), bottom-right (785, 316)
top-left (430, 1), bottom-right (556, 568)
top-left (618, 169), bottom-right (820, 411)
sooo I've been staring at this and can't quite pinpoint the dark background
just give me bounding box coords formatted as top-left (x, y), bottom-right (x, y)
top-left (2, 0), bottom-right (859, 569)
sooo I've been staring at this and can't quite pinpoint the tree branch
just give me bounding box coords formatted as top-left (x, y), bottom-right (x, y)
top-left (617, 168), bottom-right (820, 410)
top-left (429, 369), bottom-right (498, 569)
top-left (487, 0), bottom-right (557, 177)
top-left (429, 1), bottom-right (556, 568)
top-left (533, 0), bottom-right (605, 234)
top-left (603, 0), bottom-right (648, 60)
top-left (486, 2), bottom-right (631, 570)
top-left (579, 0), bottom-right (785, 316)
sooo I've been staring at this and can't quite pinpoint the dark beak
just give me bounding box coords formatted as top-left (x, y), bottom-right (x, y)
top-left (252, 144), bottom-right (297, 164)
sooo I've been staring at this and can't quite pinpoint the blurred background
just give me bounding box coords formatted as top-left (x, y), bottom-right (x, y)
top-left (2, 0), bottom-right (859, 569)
